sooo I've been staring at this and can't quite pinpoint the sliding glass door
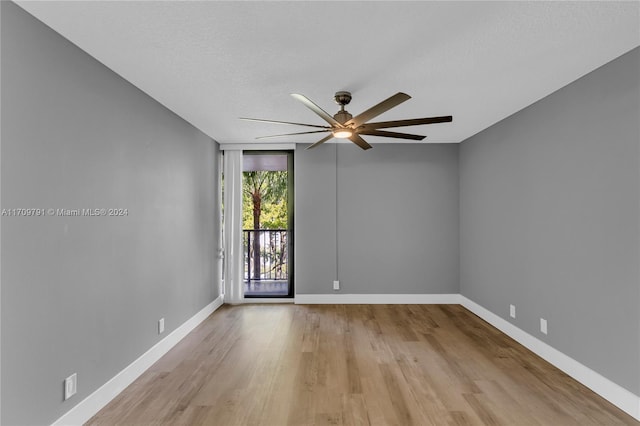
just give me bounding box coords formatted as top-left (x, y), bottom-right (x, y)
top-left (242, 151), bottom-right (294, 298)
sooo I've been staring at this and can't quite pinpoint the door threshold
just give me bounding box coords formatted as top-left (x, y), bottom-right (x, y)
top-left (241, 298), bottom-right (294, 304)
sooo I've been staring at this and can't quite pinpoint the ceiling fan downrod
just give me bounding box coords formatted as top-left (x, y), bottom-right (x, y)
top-left (333, 91), bottom-right (353, 124)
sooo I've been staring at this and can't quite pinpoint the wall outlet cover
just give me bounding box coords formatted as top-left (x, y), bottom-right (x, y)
top-left (64, 373), bottom-right (77, 400)
top-left (509, 304), bottom-right (516, 318)
top-left (333, 280), bottom-right (340, 291)
top-left (158, 318), bottom-right (165, 334)
top-left (540, 318), bottom-right (548, 334)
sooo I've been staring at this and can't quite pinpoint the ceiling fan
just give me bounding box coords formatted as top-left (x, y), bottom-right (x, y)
top-left (240, 91), bottom-right (452, 150)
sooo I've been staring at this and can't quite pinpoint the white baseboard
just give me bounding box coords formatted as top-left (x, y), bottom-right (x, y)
top-left (51, 295), bottom-right (224, 426)
top-left (460, 296), bottom-right (640, 421)
top-left (295, 293), bottom-right (462, 304)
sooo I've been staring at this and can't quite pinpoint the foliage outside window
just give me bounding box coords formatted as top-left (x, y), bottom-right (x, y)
top-left (242, 170), bottom-right (289, 282)
top-left (242, 171), bottom-right (287, 230)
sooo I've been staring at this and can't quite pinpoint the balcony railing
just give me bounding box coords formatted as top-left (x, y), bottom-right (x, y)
top-left (243, 229), bottom-right (288, 282)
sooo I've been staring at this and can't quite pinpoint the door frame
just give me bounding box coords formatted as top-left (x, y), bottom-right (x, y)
top-left (242, 150), bottom-right (294, 298)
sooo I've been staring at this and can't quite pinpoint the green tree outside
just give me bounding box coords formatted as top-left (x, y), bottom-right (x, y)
top-left (242, 170), bottom-right (288, 280)
top-left (242, 170), bottom-right (287, 230)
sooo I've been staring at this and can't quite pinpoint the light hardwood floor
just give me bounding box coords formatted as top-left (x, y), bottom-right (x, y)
top-left (87, 304), bottom-right (638, 425)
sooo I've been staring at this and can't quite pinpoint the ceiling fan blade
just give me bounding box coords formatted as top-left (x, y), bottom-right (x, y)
top-left (359, 129), bottom-right (426, 140)
top-left (346, 92), bottom-right (411, 128)
top-left (256, 130), bottom-right (330, 140)
top-left (349, 134), bottom-right (373, 150)
top-left (291, 94), bottom-right (341, 127)
top-left (305, 134), bottom-right (334, 150)
top-left (362, 116), bottom-right (453, 130)
top-left (239, 117), bottom-right (330, 129)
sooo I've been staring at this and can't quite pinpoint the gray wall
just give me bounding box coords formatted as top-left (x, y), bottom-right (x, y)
top-left (1, 3), bottom-right (220, 425)
top-left (460, 47), bottom-right (639, 394)
top-left (296, 143), bottom-right (459, 294)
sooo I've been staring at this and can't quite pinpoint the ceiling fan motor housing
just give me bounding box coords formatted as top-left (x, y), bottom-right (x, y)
top-left (333, 110), bottom-right (353, 124)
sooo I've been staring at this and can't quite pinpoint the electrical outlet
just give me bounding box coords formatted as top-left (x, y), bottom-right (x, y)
top-left (158, 318), bottom-right (165, 334)
top-left (540, 318), bottom-right (548, 335)
top-left (333, 280), bottom-right (340, 291)
top-left (64, 373), bottom-right (77, 400)
top-left (509, 304), bottom-right (516, 319)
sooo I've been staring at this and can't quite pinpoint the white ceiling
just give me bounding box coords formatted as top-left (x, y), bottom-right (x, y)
top-left (16, 1), bottom-right (640, 146)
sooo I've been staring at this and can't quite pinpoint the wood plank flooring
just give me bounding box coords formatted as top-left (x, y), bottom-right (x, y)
top-left (86, 304), bottom-right (638, 425)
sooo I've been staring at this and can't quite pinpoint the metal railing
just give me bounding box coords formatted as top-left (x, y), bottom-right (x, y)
top-left (243, 229), bottom-right (288, 281)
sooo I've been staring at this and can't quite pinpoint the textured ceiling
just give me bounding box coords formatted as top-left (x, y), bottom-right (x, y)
top-left (15, 1), bottom-right (640, 146)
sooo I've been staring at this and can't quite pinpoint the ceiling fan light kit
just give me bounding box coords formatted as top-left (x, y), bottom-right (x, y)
top-left (333, 129), bottom-right (353, 139)
top-left (241, 91), bottom-right (452, 150)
